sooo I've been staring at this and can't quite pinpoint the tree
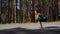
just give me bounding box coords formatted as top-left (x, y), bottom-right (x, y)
top-left (31, 0), bottom-right (35, 22)
top-left (26, 0), bottom-right (31, 22)
top-left (52, 0), bottom-right (58, 21)
top-left (19, 0), bottom-right (24, 23)
top-left (0, 0), bottom-right (2, 23)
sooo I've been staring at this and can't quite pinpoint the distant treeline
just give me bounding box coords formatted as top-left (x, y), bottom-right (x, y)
top-left (0, 0), bottom-right (60, 24)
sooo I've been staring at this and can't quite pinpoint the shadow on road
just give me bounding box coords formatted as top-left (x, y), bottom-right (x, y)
top-left (0, 27), bottom-right (60, 34)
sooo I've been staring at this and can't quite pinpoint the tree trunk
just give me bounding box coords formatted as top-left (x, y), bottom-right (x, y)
top-left (26, 0), bottom-right (31, 22)
top-left (20, 0), bottom-right (24, 23)
top-left (52, 0), bottom-right (58, 21)
top-left (0, 0), bottom-right (2, 23)
top-left (31, 0), bottom-right (35, 22)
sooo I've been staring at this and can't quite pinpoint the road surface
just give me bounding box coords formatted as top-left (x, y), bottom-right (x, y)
top-left (0, 22), bottom-right (60, 34)
top-left (0, 27), bottom-right (60, 34)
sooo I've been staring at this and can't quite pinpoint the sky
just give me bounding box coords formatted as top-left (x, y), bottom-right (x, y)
top-left (17, 0), bottom-right (27, 10)
top-left (17, 0), bottom-right (20, 9)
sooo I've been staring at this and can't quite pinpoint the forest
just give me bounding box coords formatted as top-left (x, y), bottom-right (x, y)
top-left (0, 0), bottom-right (60, 24)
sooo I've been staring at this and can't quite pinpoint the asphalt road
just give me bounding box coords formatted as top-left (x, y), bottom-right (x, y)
top-left (0, 27), bottom-right (60, 34)
top-left (0, 21), bottom-right (60, 34)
